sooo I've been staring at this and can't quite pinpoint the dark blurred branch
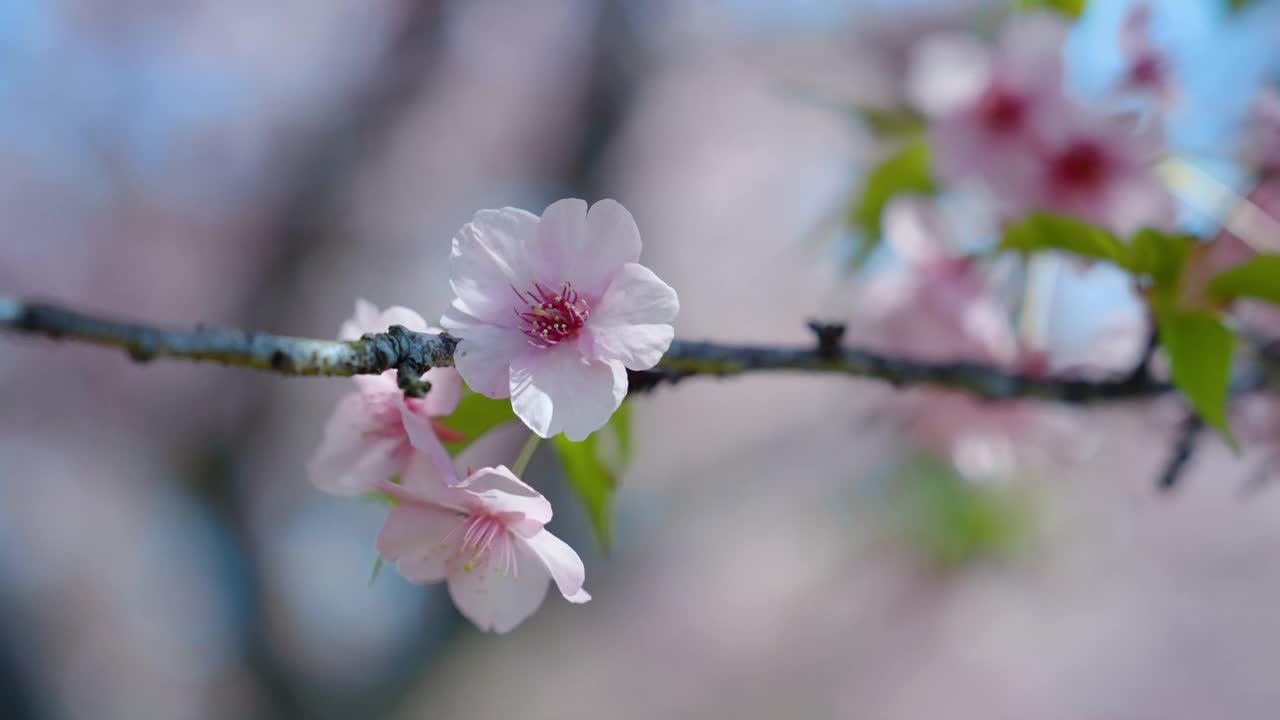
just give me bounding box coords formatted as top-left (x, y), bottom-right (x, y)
top-left (3, 297), bottom-right (1181, 405)
top-left (1158, 413), bottom-right (1204, 491)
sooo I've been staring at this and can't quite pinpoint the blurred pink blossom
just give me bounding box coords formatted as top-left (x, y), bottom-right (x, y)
top-left (376, 458), bottom-right (589, 634)
top-left (1117, 4), bottom-right (1176, 110)
top-left (308, 300), bottom-right (463, 496)
top-left (443, 199), bottom-right (679, 441)
top-left (910, 12), bottom-right (1175, 235)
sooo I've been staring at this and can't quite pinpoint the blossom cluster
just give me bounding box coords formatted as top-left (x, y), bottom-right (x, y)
top-left (308, 199), bottom-right (678, 632)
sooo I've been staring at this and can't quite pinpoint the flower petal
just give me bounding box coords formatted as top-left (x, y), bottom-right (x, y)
top-left (529, 199), bottom-right (643, 297)
top-left (447, 541), bottom-right (551, 634)
top-left (398, 397), bottom-right (460, 484)
top-left (586, 263), bottom-right (679, 370)
top-left (449, 207), bottom-right (539, 324)
top-left (421, 367), bottom-right (463, 417)
top-left (509, 345), bottom-right (627, 441)
top-left (446, 326), bottom-right (530, 399)
top-left (377, 502), bottom-right (466, 584)
top-left (518, 528), bottom-right (589, 601)
top-left (339, 301), bottom-right (429, 340)
top-left (907, 33), bottom-right (992, 117)
top-left (308, 393), bottom-right (404, 496)
top-left (457, 465), bottom-right (553, 529)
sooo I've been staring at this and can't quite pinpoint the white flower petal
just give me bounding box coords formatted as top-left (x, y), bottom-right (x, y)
top-left (519, 529), bottom-right (588, 601)
top-left (421, 367), bottom-right (463, 417)
top-left (587, 263), bottom-right (679, 370)
top-left (450, 207), bottom-right (539, 324)
top-left (509, 346), bottom-right (627, 441)
top-left (529, 199), bottom-right (643, 297)
top-left (907, 33), bottom-right (992, 117)
top-left (447, 541), bottom-right (552, 634)
top-left (457, 465), bottom-right (553, 527)
top-left (449, 327), bottom-right (531, 399)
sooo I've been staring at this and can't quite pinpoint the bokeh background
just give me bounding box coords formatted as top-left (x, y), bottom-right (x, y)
top-left (3, 0), bottom-right (1280, 718)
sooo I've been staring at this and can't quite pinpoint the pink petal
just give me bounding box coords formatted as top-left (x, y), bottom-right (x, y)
top-left (883, 195), bottom-right (951, 266)
top-left (585, 263), bottom-right (679, 370)
top-left (997, 12), bottom-right (1069, 90)
top-left (509, 345), bottom-right (627, 441)
top-left (381, 456), bottom-right (467, 510)
top-left (351, 368), bottom-right (399, 397)
top-left (339, 301), bottom-right (429, 340)
top-left (457, 466), bottom-right (553, 529)
top-left (447, 541), bottom-right (552, 634)
top-left (449, 207), bottom-right (539, 324)
top-left (528, 199), bottom-right (643, 298)
top-left (398, 397), bottom-right (460, 484)
top-left (421, 367), bottom-right (463, 417)
top-left (376, 502), bottom-right (466, 584)
top-left (444, 324), bottom-right (530, 399)
top-left (518, 528), bottom-right (589, 601)
top-left (308, 393), bottom-right (404, 496)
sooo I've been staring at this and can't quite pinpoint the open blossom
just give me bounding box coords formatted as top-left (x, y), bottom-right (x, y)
top-left (442, 199), bottom-right (678, 441)
top-left (909, 12), bottom-right (1175, 235)
top-left (376, 454), bottom-right (589, 634)
top-left (308, 300), bottom-right (463, 496)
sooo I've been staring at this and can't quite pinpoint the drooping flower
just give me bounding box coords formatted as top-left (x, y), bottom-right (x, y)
top-left (442, 199), bottom-right (679, 441)
top-left (375, 454), bottom-right (589, 634)
top-left (308, 300), bottom-right (464, 496)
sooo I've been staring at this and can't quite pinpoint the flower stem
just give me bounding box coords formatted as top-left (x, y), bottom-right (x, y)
top-left (512, 433), bottom-right (542, 477)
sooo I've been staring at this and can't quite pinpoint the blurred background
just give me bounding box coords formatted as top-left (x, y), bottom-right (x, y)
top-left (3, 0), bottom-right (1280, 718)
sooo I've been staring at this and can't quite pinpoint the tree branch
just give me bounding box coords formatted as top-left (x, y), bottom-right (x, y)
top-left (1, 297), bottom-right (1176, 403)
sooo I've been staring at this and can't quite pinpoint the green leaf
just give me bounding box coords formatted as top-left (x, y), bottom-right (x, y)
top-left (1206, 255), bottom-right (1280, 305)
top-left (1014, 0), bottom-right (1087, 17)
top-left (436, 390), bottom-right (518, 456)
top-left (847, 141), bottom-right (935, 268)
top-left (891, 454), bottom-right (1030, 570)
top-left (549, 402), bottom-right (632, 551)
top-left (1155, 305), bottom-right (1237, 448)
top-left (999, 212), bottom-right (1130, 266)
top-left (852, 105), bottom-right (927, 139)
top-left (1128, 228), bottom-right (1193, 293)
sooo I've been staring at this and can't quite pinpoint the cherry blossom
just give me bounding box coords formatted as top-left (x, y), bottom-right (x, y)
top-left (909, 12), bottom-right (1176, 235)
top-left (308, 300), bottom-right (463, 496)
top-left (442, 199), bottom-right (678, 441)
top-left (375, 454), bottom-right (589, 634)
top-left (1116, 3), bottom-right (1176, 110)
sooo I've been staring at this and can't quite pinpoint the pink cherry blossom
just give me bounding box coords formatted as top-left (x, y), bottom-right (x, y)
top-left (910, 13), bottom-right (1176, 235)
top-left (909, 13), bottom-right (1073, 215)
top-left (442, 199), bottom-right (678, 441)
top-left (375, 454), bottom-right (589, 634)
top-left (308, 300), bottom-right (464, 496)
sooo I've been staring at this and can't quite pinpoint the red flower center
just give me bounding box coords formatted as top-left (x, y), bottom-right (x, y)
top-left (1051, 141), bottom-right (1108, 191)
top-left (977, 89), bottom-right (1026, 134)
top-left (514, 282), bottom-right (589, 348)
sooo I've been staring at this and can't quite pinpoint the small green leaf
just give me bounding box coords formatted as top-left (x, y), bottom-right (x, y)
top-left (549, 402), bottom-right (632, 551)
top-left (1207, 255), bottom-right (1280, 305)
top-left (1014, 0), bottom-right (1088, 18)
top-left (852, 105), bottom-right (927, 139)
top-left (436, 390), bottom-right (518, 456)
top-left (368, 556), bottom-right (385, 586)
top-left (1127, 228), bottom-right (1193, 293)
top-left (1155, 304), bottom-right (1237, 448)
top-left (999, 212), bottom-right (1129, 266)
top-left (847, 141), bottom-right (935, 267)
top-left (891, 454), bottom-right (1030, 570)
